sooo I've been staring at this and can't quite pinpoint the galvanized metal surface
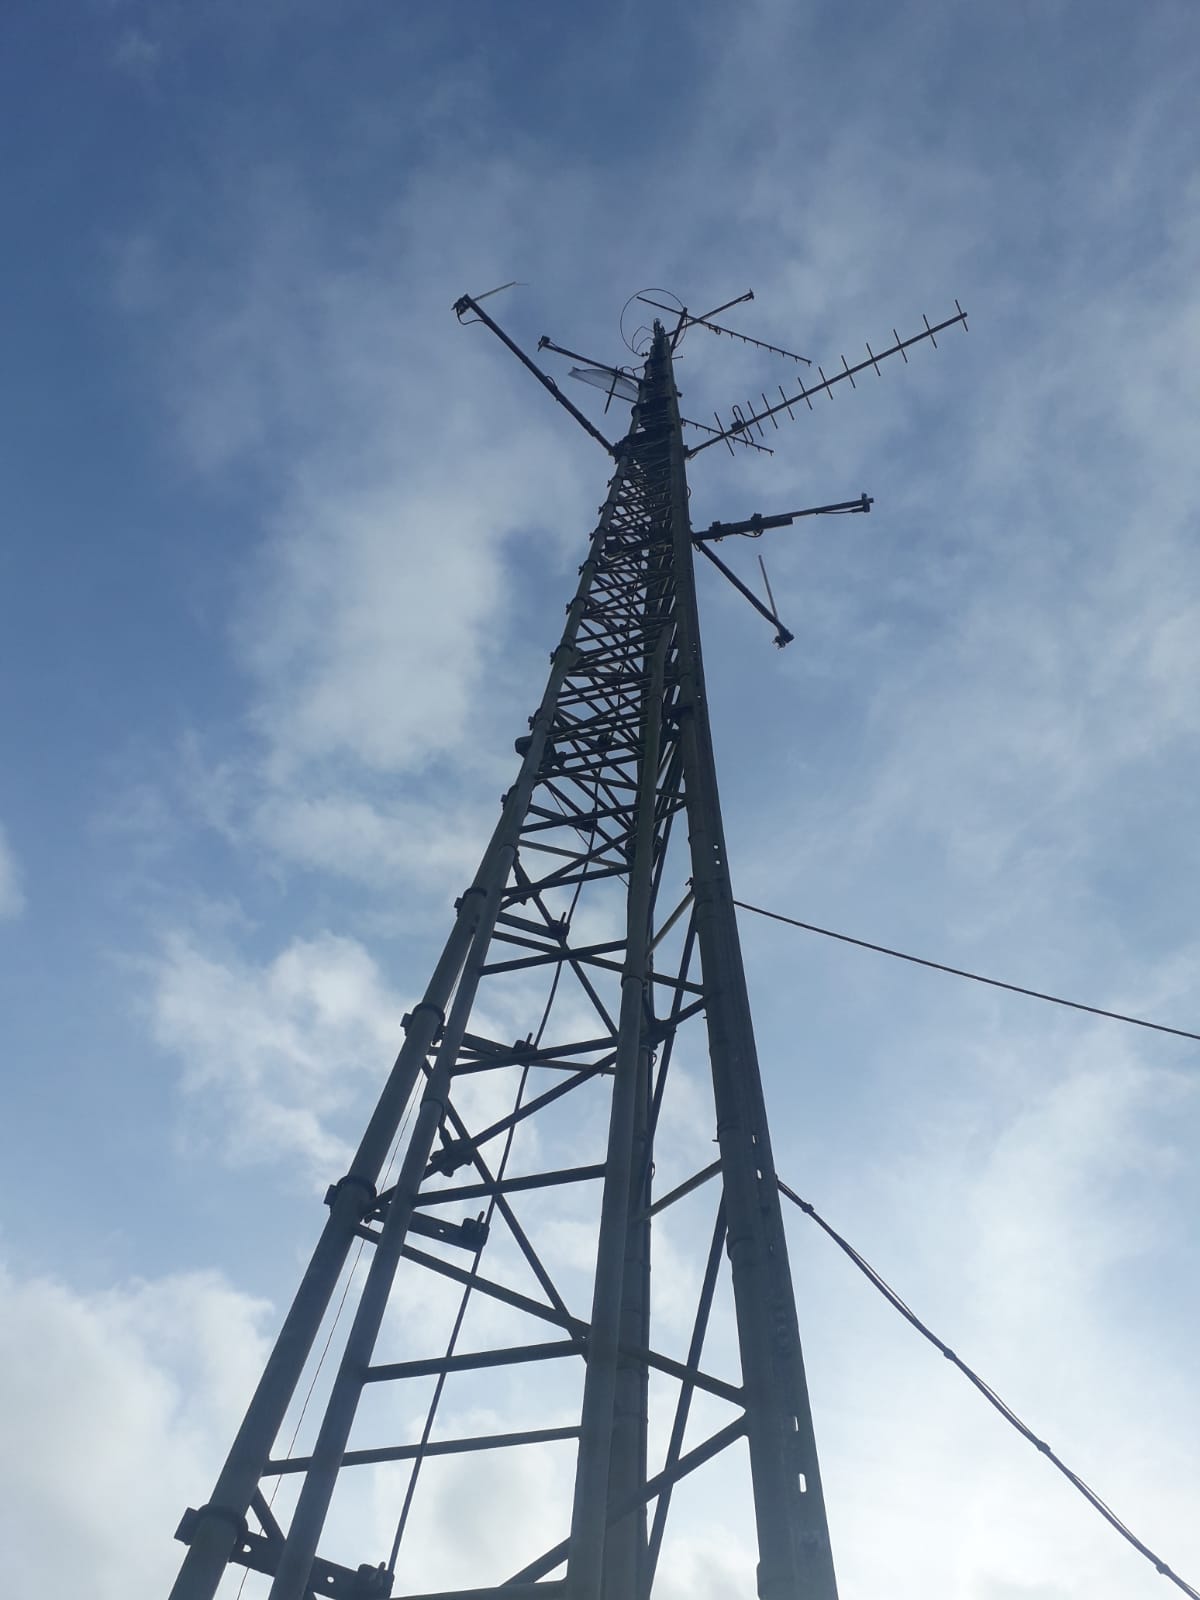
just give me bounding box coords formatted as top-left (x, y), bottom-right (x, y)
top-left (170, 324), bottom-right (837, 1600)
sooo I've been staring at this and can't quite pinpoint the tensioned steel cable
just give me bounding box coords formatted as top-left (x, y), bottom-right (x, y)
top-left (733, 899), bottom-right (1200, 1045)
top-left (778, 1179), bottom-right (1199, 1599)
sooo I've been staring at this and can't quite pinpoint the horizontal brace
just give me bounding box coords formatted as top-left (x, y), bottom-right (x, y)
top-left (403, 1210), bottom-right (490, 1251)
top-left (267, 1425), bottom-right (580, 1475)
top-left (489, 928), bottom-right (572, 957)
top-left (452, 1055), bottom-right (613, 1077)
top-left (414, 1164), bottom-right (606, 1205)
top-left (458, 1032), bottom-right (617, 1062)
top-left (493, 910), bottom-right (567, 939)
top-left (401, 1584), bottom-right (568, 1600)
top-left (365, 1338), bottom-right (584, 1383)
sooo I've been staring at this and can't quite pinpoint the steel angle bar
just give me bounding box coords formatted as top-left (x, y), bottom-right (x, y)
top-left (400, 1244), bottom-right (585, 1336)
top-left (565, 952), bottom-right (701, 993)
top-left (643, 920), bottom-right (700, 1165)
top-left (250, 1489), bottom-right (284, 1547)
top-left (481, 936), bottom-right (625, 975)
top-left (428, 1063), bottom-right (610, 1159)
top-left (450, 1053), bottom-right (613, 1078)
top-left (505, 1417), bottom-right (748, 1587)
top-left (644, 1158), bottom-right (722, 1218)
top-left (411, 1164), bottom-right (606, 1205)
top-left (435, 1100), bottom-right (573, 1320)
top-left (403, 1584), bottom-right (568, 1600)
top-left (632, 1343), bottom-right (743, 1405)
top-left (487, 928), bottom-right (573, 957)
top-left (647, 1205), bottom-right (729, 1585)
top-left (459, 1033), bottom-right (616, 1063)
top-left (364, 1338), bottom-right (584, 1383)
top-left (694, 538), bottom-right (794, 646)
top-left (268, 1426), bottom-right (581, 1475)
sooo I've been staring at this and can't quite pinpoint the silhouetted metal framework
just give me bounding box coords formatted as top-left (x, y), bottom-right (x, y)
top-left (170, 324), bottom-right (839, 1600)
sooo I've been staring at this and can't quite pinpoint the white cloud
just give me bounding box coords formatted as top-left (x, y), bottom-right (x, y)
top-left (78, 9), bottom-right (1200, 1596)
top-left (0, 1261), bottom-right (271, 1600)
top-left (112, 24), bottom-right (161, 83)
top-left (150, 930), bottom-right (406, 1177)
top-left (0, 821), bottom-right (24, 919)
top-left (251, 789), bottom-right (488, 894)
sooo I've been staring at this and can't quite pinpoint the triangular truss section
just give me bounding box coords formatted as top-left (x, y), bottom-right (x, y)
top-left (171, 325), bottom-right (840, 1600)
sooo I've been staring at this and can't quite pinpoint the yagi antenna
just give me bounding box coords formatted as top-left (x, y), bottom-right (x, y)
top-left (455, 283), bottom-right (968, 649)
top-left (691, 301), bottom-right (968, 456)
top-left (637, 291), bottom-right (812, 365)
top-left (681, 415), bottom-right (773, 455)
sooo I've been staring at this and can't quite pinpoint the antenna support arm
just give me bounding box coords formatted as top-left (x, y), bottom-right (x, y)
top-left (693, 538), bottom-right (794, 647)
top-left (454, 293), bottom-right (617, 457)
top-left (696, 495), bottom-right (873, 542)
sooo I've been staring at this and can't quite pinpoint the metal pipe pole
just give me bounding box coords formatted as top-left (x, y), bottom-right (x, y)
top-left (658, 326), bottom-right (840, 1600)
top-left (567, 616), bottom-right (670, 1599)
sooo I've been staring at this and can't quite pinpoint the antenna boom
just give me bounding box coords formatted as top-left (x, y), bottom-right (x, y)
top-left (689, 303), bottom-right (968, 457)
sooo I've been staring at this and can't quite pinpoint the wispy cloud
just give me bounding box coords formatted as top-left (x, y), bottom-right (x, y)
top-left (23, 3), bottom-right (1197, 1595)
top-left (149, 930), bottom-right (407, 1177)
top-left (0, 822), bottom-right (25, 919)
top-left (0, 1261), bottom-right (270, 1599)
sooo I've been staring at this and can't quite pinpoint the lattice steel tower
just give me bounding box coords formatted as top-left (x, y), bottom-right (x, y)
top-left (169, 289), bottom-right (965, 1600)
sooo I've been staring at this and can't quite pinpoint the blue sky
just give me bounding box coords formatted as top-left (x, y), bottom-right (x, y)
top-left (2, 2), bottom-right (1199, 1596)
